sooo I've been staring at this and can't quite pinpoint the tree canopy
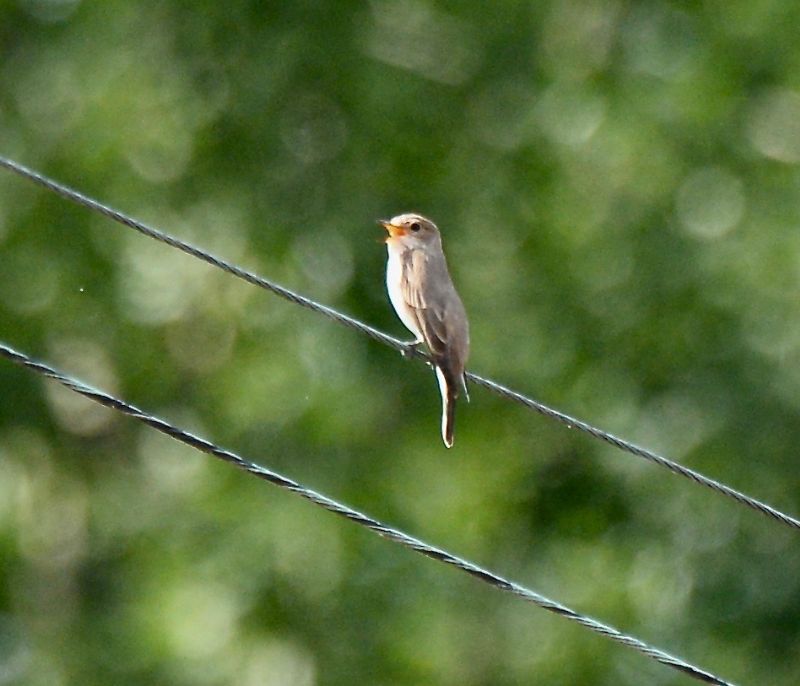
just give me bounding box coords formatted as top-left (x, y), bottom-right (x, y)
top-left (1, 2), bottom-right (799, 684)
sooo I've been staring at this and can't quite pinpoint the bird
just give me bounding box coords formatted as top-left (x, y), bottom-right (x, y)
top-left (379, 213), bottom-right (470, 447)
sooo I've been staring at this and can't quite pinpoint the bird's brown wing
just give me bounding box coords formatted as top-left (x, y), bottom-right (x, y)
top-left (400, 250), bottom-right (454, 359)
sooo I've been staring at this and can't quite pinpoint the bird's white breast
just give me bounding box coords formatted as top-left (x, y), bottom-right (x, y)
top-left (386, 241), bottom-right (423, 340)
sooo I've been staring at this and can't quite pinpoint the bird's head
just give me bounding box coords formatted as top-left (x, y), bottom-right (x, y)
top-left (379, 213), bottom-right (441, 248)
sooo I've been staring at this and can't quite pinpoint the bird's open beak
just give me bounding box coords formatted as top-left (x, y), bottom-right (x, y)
top-left (378, 219), bottom-right (406, 238)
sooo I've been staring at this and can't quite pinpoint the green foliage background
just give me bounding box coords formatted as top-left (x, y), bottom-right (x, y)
top-left (1, 1), bottom-right (800, 684)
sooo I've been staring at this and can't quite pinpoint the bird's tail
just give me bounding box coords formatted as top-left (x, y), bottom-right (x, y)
top-left (435, 366), bottom-right (458, 448)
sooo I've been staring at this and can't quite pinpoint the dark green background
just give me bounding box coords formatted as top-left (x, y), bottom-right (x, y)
top-left (1, 1), bottom-right (799, 684)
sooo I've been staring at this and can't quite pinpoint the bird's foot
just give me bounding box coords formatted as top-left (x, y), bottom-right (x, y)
top-left (400, 341), bottom-right (423, 359)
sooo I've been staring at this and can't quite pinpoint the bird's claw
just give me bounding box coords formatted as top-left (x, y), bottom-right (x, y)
top-left (400, 341), bottom-right (422, 359)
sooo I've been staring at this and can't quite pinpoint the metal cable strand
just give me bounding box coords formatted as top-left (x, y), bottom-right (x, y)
top-left (0, 341), bottom-right (735, 686)
top-left (465, 372), bottom-right (800, 530)
top-left (1, 155), bottom-right (798, 532)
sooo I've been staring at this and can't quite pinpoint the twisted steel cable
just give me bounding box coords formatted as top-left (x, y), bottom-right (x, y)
top-left (0, 341), bottom-right (736, 686)
top-left (0, 155), bottom-right (797, 533)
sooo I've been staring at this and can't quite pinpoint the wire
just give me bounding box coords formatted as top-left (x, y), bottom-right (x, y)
top-left (0, 341), bottom-right (736, 686)
top-left (0, 155), bottom-right (798, 533)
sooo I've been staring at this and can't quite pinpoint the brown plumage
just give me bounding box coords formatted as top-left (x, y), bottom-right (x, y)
top-left (381, 213), bottom-right (470, 447)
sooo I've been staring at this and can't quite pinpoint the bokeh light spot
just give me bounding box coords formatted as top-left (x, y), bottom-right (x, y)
top-left (748, 88), bottom-right (800, 164)
top-left (676, 166), bottom-right (745, 240)
top-left (292, 228), bottom-right (354, 297)
top-left (9, 51), bottom-right (84, 138)
top-left (243, 639), bottom-right (316, 686)
top-left (622, 6), bottom-right (697, 80)
top-left (162, 582), bottom-right (240, 659)
top-left (280, 94), bottom-right (348, 166)
top-left (536, 83), bottom-right (606, 147)
top-left (366, 0), bottom-right (480, 85)
top-left (45, 338), bottom-right (119, 436)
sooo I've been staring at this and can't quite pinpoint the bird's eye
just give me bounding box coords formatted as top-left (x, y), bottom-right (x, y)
top-left (410, 222), bottom-right (421, 232)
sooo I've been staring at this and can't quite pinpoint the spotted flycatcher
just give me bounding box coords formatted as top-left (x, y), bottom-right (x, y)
top-left (380, 213), bottom-right (470, 448)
